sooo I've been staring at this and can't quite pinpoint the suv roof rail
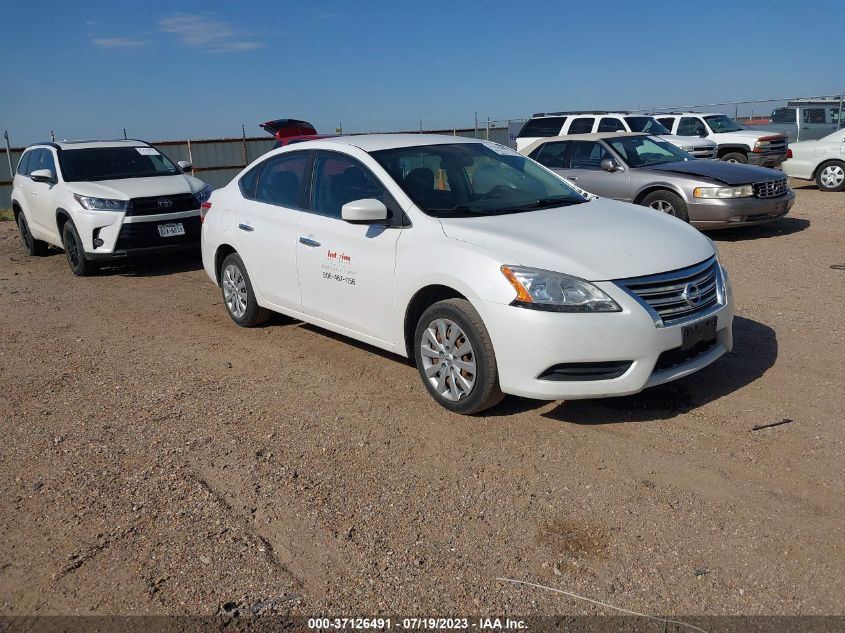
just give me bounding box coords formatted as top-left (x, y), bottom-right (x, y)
top-left (30, 141), bottom-right (61, 150)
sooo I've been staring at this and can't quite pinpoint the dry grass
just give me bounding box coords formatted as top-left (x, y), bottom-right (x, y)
top-left (0, 209), bottom-right (14, 222)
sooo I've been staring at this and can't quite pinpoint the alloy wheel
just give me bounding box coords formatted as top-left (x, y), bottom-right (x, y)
top-left (820, 164), bottom-right (845, 189)
top-left (222, 264), bottom-right (248, 319)
top-left (419, 318), bottom-right (477, 401)
top-left (650, 200), bottom-right (676, 216)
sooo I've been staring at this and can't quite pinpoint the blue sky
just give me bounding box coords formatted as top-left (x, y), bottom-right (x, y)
top-left (0, 0), bottom-right (842, 145)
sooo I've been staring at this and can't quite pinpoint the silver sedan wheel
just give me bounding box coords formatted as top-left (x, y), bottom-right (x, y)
top-left (650, 199), bottom-right (676, 216)
top-left (222, 264), bottom-right (248, 319)
top-left (820, 164), bottom-right (845, 189)
top-left (420, 318), bottom-right (477, 401)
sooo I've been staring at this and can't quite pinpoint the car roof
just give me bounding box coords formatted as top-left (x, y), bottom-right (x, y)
top-left (289, 133), bottom-right (486, 152)
top-left (520, 132), bottom-right (648, 156)
top-left (31, 139), bottom-right (151, 151)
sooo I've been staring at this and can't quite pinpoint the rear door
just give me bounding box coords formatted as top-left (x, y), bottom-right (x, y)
top-left (565, 140), bottom-right (631, 200)
top-left (597, 117), bottom-right (627, 133)
top-left (566, 117), bottom-right (596, 134)
top-left (800, 108), bottom-right (832, 141)
top-left (295, 150), bottom-right (402, 343)
top-left (234, 151), bottom-right (309, 311)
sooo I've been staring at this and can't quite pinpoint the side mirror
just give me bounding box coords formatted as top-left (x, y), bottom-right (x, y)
top-left (177, 160), bottom-right (193, 171)
top-left (30, 169), bottom-right (55, 183)
top-left (341, 198), bottom-right (389, 224)
top-left (601, 158), bottom-right (620, 172)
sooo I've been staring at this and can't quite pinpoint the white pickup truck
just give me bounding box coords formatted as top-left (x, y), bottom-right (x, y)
top-left (656, 113), bottom-right (788, 167)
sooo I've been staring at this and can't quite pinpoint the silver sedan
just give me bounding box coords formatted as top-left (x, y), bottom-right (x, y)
top-left (522, 132), bottom-right (795, 229)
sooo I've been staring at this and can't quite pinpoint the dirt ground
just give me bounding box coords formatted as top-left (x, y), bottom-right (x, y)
top-left (0, 181), bottom-right (842, 620)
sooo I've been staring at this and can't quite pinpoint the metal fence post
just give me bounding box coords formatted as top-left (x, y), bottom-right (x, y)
top-left (839, 93), bottom-right (844, 129)
top-left (186, 139), bottom-right (195, 176)
top-left (4, 131), bottom-right (14, 187)
top-left (241, 125), bottom-right (248, 166)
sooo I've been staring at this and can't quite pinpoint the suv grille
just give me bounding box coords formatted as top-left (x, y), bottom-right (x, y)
top-left (615, 258), bottom-right (722, 327)
top-left (754, 179), bottom-right (788, 199)
top-left (127, 193), bottom-right (199, 216)
top-left (115, 217), bottom-right (201, 251)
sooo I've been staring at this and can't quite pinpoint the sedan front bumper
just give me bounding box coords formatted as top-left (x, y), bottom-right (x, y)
top-left (688, 189), bottom-right (795, 229)
top-left (470, 281), bottom-right (734, 401)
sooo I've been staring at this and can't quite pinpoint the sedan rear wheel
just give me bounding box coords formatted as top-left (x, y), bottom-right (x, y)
top-left (816, 161), bottom-right (845, 192)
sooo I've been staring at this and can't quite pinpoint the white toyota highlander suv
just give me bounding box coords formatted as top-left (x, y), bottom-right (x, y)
top-left (201, 134), bottom-right (734, 414)
top-left (12, 139), bottom-right (211, 275)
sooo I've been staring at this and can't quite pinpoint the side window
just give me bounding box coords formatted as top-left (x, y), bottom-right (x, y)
top-left (311, 152), bottom-right (387, 219)
top-left (569, 141), bottom-right (609, 170)
top-left (678, 117), bottom-right (707, 136)
top-left (771, 107), bottom-right (796, 124)
top-left (802, 108), bottom-right (826, 124)
top-left (517, 117), bottom-right (567, 138)
top-left (530, 141), bottom-right (569, 169)
top-left (26, 149), bottom-right (56, 176)
top-left (40, 149), bottom-right (57, 175)
top-left (255, 152), bottom-right (309, 208)
top-left (568, 117), bottom-right (596, 134)
top-left (598, 117), bottom-right (626, 133)
top-left (656, 117), bottom-right (675, 131)
top-left (239, 164), bottom-right (261, 199)
top-left (16, 150), bottom-right (33, 175)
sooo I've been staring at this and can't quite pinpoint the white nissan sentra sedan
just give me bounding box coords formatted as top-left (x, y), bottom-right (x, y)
top-left (201, 134), bottom-right (734, 414)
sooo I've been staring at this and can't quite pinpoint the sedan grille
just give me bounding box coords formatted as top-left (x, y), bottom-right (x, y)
top-left (127, 193), bottom-right (200, 216)
top-left (754, 179), bottom-right (788, 199)
top-left (615, 257), bottom-right (723, 327)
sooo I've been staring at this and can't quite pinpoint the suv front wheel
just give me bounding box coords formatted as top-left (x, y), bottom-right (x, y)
top-left (62, 221), bottom-right (98, 276)
top-left (413, 298), bottom-right (504, 414)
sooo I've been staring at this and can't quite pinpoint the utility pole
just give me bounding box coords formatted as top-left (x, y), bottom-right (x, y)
top-left (486, 116), bottom-right (490, 141)
top-left (4, 131), bottom-right (14, 200)
top-left (241, 124), bottom-right (248, 166)
top-left (474, 112), bottom-right (478, 137)
top-left (50, 130), bottom-right (56, 142)
top-left (123, 128), bottom-right (128, 140)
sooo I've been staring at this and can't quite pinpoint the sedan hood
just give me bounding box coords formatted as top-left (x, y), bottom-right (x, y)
top-left (648, 160), bottom-right (782, 185)
top-left (67, 174), bottom-right (206, 200)
top-left (439, 198), bottom-right (714, 281)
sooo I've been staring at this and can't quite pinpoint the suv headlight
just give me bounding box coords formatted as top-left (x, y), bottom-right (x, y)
top-left (73, 194), bottom-right (128, 211)
top-left (501, 266), bottom-right (621, 312)
top-left (693, 185), bottom-right (754, 199)
top-left (194, 185), bottom-right (212, 204)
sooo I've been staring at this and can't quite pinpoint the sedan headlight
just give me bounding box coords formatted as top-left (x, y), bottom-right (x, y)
top-left (73, 194), bottom-right (128, 211)
top-left (693, 185), bottom-right (754, 199)
top-left (194, 185), bottom-right (212, 204)
top-left (501, 265), bottom-right (621, 312)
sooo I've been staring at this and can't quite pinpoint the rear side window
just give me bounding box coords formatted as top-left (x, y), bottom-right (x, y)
top-left (239, 164), bottom-right (261, 198)
top-left (529, 141), bottom-right (569, 169)
top-left (255, 152), bottom-right (309, 208)
top-left (598, 117), bottom-right (626, 133)
top-left (518, 117), bottom-right (567, 138)
top-left (771, 107), bottom-right (796, 124)
top-left (678, 117), bottom-right (707, 136)
top-left (802, 108), bottom-right (826, 124)
top-left (16, 150), bottom-right (34, 175)
top-left (567, 117), bottom-right (596, 134)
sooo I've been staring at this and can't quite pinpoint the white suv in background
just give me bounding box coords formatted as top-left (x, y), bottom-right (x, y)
top-left (655, 113), bottom-right (789, 167)
top-left (12, 140), bottom-right (211, 275)
top-left (515, 112), bottom-right (718, 159)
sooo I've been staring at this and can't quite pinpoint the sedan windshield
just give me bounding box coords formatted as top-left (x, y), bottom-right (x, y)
top-left (624, 116), bottom-right (671, 134)
top-left (370, 142), bottom-right (586, 217)
top-left (59, 147), bottom-right (180, 182)
top-left (608, 136), bottom-right (693, 167)
top-left (704, 115), bottom-right (744, 133)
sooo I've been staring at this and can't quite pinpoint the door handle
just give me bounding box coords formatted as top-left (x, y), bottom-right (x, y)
top-left (299, 237), bottom-right (321, 247)
top-left (238, 223), bottom-right (254, 232)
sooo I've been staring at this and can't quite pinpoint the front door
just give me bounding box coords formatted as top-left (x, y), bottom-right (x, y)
top-left (296, 151), bottom-right (402, 343)
top-left (565, 140), bottom-right (631, 201)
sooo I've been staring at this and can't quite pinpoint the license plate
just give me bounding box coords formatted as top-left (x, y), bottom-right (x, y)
top-left (157, 222), bottom-right (185, 237)
top-left (681, 316), bottom-right (717, 351)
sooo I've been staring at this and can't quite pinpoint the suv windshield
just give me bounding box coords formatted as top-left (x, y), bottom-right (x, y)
top-left (704, 115), bottom-right (744, 133)
top-left (607, 136), bottom-right (692, 167)
top-left (371, 142), bottom-right (586, 217)
top-left (624, 116), bottom-right (671, 134)
top-left (59, 147), bottom-right (180, 182)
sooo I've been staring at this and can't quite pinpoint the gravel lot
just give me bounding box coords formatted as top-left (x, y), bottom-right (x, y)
top-left (0, 182), bottom-right (842, 620)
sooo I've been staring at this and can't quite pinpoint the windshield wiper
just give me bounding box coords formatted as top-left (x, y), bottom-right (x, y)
top-left (510, 197), bottom-right (585, 211)
top-left (426, 205), bottom-right (490, 216)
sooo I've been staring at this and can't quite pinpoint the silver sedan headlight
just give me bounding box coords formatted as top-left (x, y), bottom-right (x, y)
top-left (501, 265), bottom-right (621, 312)
top-left (693, 185), bottom-right (754, 199)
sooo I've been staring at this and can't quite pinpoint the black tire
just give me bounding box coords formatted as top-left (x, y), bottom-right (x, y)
top-left (815, 160), bottom-right (845, 192)
top-left (17, 212), bottom-right (49, 256)
top-left (219, 253), bottom-right (270, 327)
top-left (413, 298), bottom-right (504, 415)
top-left (640, 190), bottom-right (690, 223)
top-left (61, 221), bottom-right (98, 276)
top-left (721, 151), bottom-right (748, 164)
